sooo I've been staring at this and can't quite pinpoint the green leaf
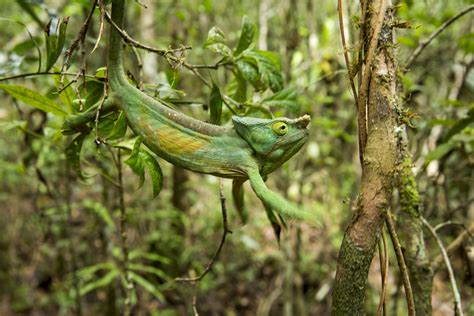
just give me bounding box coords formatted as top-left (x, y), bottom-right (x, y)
top-left (203, 26), bottom-right (232, 57)
top-left (124, 138), bottom-right (145, 187)
top-left (441, 108), bottom-right (474, 143)
top-left (65, 133), bottom-right (88, 180)
top-left (425, 142), bottom-right (456, 164)
top-left (234, 16), bottom-right (256, 56)
top-left (226, 71), bottom-right (247, 102)
top-left (77, 262), bottom-right (115, 280)
top-left (260, 87), bottom-right (299, 111)
top-left (53, 73), bottom-right (75, 113)
top-left (129, 263), bottom-right (170, 281)
top-left (84, 80), bottom-right (104, 110)
top-left (44, 17), bottom-right (69, 72)
top-left (124, 138), bottom-right (163, 197)
top-left (140, 150), bottom-right (163, 198)
top-left (236, 59), bottom-right (264, 91)
top-left (209, 81), bottom-right (223, 125)
top-left (0, 84), bottom-right (67, 117)
top-left (80, 269), bottom-right (119, 296)
top-left (129, 272), bottom-right (165, 301)
top-left (108, 111), bottom-right (127, 140)
top-left (82, 199), bottom-right (115, 230)
top-left (129, 250), bottom-right (171, 265)
top-left (244, 50), bottom-right (283, 92)
top-left (0, 120), bottom-right (27, 132)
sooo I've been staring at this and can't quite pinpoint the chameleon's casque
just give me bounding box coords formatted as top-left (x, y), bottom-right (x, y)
top-left (107, 0), bottom-right (315, 226)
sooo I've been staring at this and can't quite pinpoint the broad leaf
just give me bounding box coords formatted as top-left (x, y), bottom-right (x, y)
top-left (140, 150), bottom-right (163, 198)
top-left (124, 138), bottom-right (145, 187)
top-left (260, 87), bottom-right (299, 111)
top-left (0, 84), bottom-right (67, 117)
top-left (65, 133), bottom-right (88, 180)
top-left (244, 50), bottom-right (283, 92)
top-left (54, 73), bottom-right (75, 113)
top-left (203, 26), bottom-right (232, 57)
top-left (236, 59), bottom-right (264, 91)
top-left (209, 81), bottom-right (223, 125)
top-left (108, 111), bottom-right (127, 140)
top-left (234, 16), bottom-right (256, 56)
top-left (44, 17), bottom-right (68, 72)
top-left (124, 138), bottom-right (163, 197)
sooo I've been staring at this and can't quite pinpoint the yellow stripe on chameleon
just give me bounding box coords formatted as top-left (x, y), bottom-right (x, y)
top-left (155, 125), bottom-right (206, 154)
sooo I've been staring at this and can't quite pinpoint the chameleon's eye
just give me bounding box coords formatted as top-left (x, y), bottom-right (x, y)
top-left (272, 121), bottom-right (288, 136)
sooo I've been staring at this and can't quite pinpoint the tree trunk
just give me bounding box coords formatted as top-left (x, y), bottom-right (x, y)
top-left (331, 0), bottom-right (399, 314)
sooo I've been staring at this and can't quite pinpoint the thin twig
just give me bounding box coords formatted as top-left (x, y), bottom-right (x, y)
top-left (175, 180), bottom-right (231, 283)
top-left (337, 0), bottom-right (358, 100)
top-left (59, 0), bottom-right (98, 90)
top-left (94, 83), bottom-right (109, 144)
top-left (356, 0), bottom-right (388, 161)
top-left (377, 228), bottom-right (389, 316)
top-left (117, 149), bottom-right (133, 316)
top-left (386, 213), bottom-right (416, 316)
top-left (105, 11), bottom-right (191, 58)
top-left (422, 217), bottom-right (464, 316)
top-left (131, 46), bottom-right (144, 90)
top-left (64, 162), bottom-right (83, 316)
top-left (404, 5), bottom-right (474, 72)
top-left (175, 180), bottom-right (230, 315)
top-left (90, 0), bottom-right (106, 56)
top-left (0, 71), bottom-right (95, 83)
top-left (432, 221), bottom-right (474, 271)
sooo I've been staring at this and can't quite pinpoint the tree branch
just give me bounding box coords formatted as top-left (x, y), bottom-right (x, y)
top-left (422, 217), bottom-right (464, 316)
top-left (386, 213), bottom-right (415, 316)
top-left (432, 221), bottom-right (474, 271)
top-left (337, 0), bottom-right (358, 100)
top-left (404, 5), bottom-right (474, 72)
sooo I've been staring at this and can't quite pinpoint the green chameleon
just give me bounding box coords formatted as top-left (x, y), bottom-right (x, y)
top-left (67, 0), bottom-right (315, 230)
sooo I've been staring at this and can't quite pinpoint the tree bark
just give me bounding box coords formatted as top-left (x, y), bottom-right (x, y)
top-left (331, 0), bottom-right (399, 314)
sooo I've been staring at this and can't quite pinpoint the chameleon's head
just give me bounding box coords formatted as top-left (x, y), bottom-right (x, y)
top-left (232, 115), bottom-right (310, 169)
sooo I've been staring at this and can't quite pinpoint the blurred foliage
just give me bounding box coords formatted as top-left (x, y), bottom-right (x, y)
top-left (0, 0), bottom-right (472, 315)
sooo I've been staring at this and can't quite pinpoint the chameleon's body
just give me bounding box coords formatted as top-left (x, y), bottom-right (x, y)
top-left (107, 0), bottom-right (314, 224)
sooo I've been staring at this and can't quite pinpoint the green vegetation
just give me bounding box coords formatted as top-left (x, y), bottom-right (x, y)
top-left (0, 0), bottom-right (472, 315)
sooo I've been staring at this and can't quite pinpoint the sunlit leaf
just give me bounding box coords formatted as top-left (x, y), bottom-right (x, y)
top-left (203, 26), bottom-right (232, 57)
top-left (244, 50), bottom-right (283, 92)
top-left (260, 87), bottom-right (299, 111)
top-left (234, 16), bottom-right (256, 56)
top-left (0, 84), bottom-right (67, 117)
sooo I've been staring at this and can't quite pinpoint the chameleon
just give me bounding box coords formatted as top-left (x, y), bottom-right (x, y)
top-left (67, 0), bottom-right (315, 227)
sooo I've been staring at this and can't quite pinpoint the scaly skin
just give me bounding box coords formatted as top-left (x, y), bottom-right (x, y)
top-left (106, 0), bottom-right (314, 224)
